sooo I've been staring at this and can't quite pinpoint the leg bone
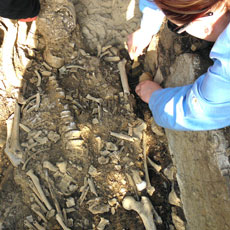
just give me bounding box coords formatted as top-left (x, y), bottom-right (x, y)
top-left (4, 103), bottom-right (24, 167)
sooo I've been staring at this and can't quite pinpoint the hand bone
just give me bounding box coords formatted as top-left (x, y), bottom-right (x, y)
top-left (122, 196), bottom-right (161, 230)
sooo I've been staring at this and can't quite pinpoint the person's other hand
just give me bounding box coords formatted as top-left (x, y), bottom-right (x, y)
top-left (135, 80), bottom-right (162, 103)
top-left (127, 28), bottom-right (152, 60)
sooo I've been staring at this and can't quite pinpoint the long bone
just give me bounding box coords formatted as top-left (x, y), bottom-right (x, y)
top-left (27, 169), bottom-right (53, 211)
top-left (143, 132), bottom-right (155, 195)
top-left (122, 196), bottom-right (162, 230)
top-left (117, 58), bottom-right (130, 95)
top-left (4, 103), bottom-right (24, 167)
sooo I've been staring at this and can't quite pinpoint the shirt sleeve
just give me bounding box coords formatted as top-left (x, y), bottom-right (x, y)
top-left (148, 23), bottom-right (230, 131)
top-left (139, 0), bottom-right (165, 36)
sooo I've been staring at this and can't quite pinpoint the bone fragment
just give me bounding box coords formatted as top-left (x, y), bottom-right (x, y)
top-left (44, 170), bottom-right (62, 217)
top-left (31, 203), bottom-right (48, 223)
top-left (24, 219), bottom-right (36, 230)
top-left (110, 131), bottom-right (134, 142)
top-left (56, 161), bottom-right (67, 174)
top-left (4, 103), bottom-right (24, 167)
top-left (104, 56), bottom-right (120, 62)
top-left (88, 177), bottom-right (98, 196)
top-left (101, 45), bottom-right (112, 53)
top-left (143, 132), bottom-right (155, 196)
top-left (27, 169), bottom-right (52, 211)
top-left (22, 148), bottom-right (50, 170)
top-left (125, 173), bottom-right (139, 199)
top-left (35, 93), bottom-right (41, 111)
top-left (62, 208), bottom-right (68, 226)
top-left (168, 183), bottom-right (181, 207)
top-left (21, 94), bottom-right (37, 112)
top-left (122, 196), bottom-right (158, 230)
top-left (97, 217), bottom-right (110, 230)
top-left (33, 220), bottom-right (45, 230)
top-left (56, 214), bottom-right (71, 230)
top-left (19, 123), bottom-right (31, 132)
top-left (117, 58), bottom-right (130, 94)
top-left (43, 161), bottom-right (58, 172)
top-left (35, 70), bottom-right (42, 87)
top-left (86, 94), bottom-right (103, 104)
top-left (79, 186), bottom-right (89, 206)
top-left (132, 170), bottom-right (147, 192)
top-left (43, 62), bottom-right (52, 71)
top-left (32, 193), bottom-right (48, 213)
top-left (147, 157), bottom-right (162, 172)
top-left (66, 65), bottom-right (86, 71)
top-left (100, 50), bottom-right (110, 59)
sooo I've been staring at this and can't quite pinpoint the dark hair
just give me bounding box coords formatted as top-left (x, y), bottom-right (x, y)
top-left (152, 0), bottom-right (221, 23)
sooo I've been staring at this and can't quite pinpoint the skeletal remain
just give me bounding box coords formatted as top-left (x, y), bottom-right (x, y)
top-left (19, 123), bottom-right (31, 132)
top-left (4, 103), bottom-right (24, 167)
top-left (27, 169), bottom-right (53, 211)
top-left (62, 208), bottom-right (68, 226)
top-left (168, 183), bottom-right (181, 207)
top-left (100, 50), bottom-right (111, 59)
top-left (43, 161), bottom-right (58, 172)
top-left (86, 94), bottom-right (103, 104)
top-left (21, 94), bottom-right (37, 113)
top-left (43, 62), bottom-right (52, 71)
top-left (64, 130), bottom-right (81, 140)
top-left (35, 70), bottom-right (42, 87)
top-left (66, 197), bottom-right (75, 208)
top-left (87, 198), bottom-right (110, 214)
top-left (66, 64), bottom-right (86, 70)
top-left (143, 132), bottom-right (155, 196)
top-left (32, 193), bottom-right (48, 213)
top-left (101, 45), bottom-right (112, 53)
top-left (110, 131), bottom-right (134, 142)
top-left (22, 148), bottom-right (50, 170)
top-left (33, 220), bottom-right (45, 230)
top-left (56, 214), bottom-right (71, 230)
top-left (24, 219), bottom-right (36, 230)
top-left (125, 173), bottom-right (139, 199)
top-left (132, 170), bottom-right (147, 192)
top-left (117, 58), bottom-right (130, 94)
top-left (79, 177), bottom-right (90, 205)
top-left (104, 56), bottom-right (120, 62)
top-left (35, 93), bottom-right (41, 111)
top-left (147, 157), bottom-right (162, 172)
top-left (88, 177), bottom-right (98, 196)
top-left (31, 203), bottom-right (48, 223)
top-left (97, 217), bottom-right (110, 230)
top-left (122, 196), bottom-right (161, 230)
top-left (56, 161), bottom-right (67, 174)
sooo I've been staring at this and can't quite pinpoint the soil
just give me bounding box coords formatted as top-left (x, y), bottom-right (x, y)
top-left (0, 0), bottom-right (214, 230)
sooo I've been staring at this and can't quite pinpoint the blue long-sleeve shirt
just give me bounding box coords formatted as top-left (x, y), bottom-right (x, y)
top-left (139, 0), bottom-right (230, 131)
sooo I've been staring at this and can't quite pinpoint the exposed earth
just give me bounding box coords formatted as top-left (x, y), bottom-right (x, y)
top-left (0, 0), bottom-right (214, 230)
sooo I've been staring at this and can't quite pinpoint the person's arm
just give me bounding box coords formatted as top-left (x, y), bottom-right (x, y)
top-left (139, 0), bottom-right (165, 36)
top-left (128, 0), bottom-right (165, 59)
top-left (149, 23), bottom-right (230, 131)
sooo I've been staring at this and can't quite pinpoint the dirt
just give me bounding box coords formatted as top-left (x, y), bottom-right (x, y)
top-left (0, 0), bottom-right (215, 230)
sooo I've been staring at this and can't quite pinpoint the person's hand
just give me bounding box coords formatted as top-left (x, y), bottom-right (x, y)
top-left (135, 80), bottom-right (162, 103)
top-left (127, 28), bottom-right (153, 60)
